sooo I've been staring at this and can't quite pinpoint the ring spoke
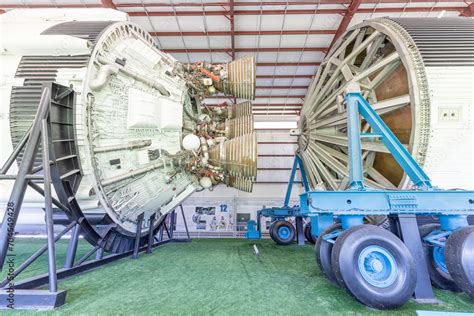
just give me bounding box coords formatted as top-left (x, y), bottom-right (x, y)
top-left (298, 22), bottom-right (417, 191)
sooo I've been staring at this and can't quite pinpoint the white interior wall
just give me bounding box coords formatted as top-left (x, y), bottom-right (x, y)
top-left (178, 122), bottom-right (303, 234)
top-left (1, 120), bottom-right (302, 235)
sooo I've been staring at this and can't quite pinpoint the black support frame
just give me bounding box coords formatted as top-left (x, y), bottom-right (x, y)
top-left (0, 83), bottom-right (192, 309)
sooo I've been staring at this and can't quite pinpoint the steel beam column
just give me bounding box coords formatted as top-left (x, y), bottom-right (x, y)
top-left (42, 118), bottom-right (58, 292)
top-left (295, 216), bottom-right (305, 245)
top-left (64, 224), bottom-right (81, 269)
top-left (180, 205), bottom-right (191, 240)
top-left (169, 211), bottom-right (176, 239)
top-left (389, 215), bottom-right (436, 303)
top-left (95, 247), bottom-right (104, 260)
top-left (346, 93), bottom-right (365, 189)
top-left (158, 220), bottom-right (165, 241)
top-left (146, 213), bottom-right (156, 254)
top-left (133, 213), bottom-right (145, 259)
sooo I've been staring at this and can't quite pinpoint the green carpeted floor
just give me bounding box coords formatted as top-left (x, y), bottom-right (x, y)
top-left (2, 238), bottom-right (474, 315)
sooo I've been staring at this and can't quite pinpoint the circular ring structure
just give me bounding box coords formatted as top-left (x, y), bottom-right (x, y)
top-left (298, 17), bottom-right (474, 191)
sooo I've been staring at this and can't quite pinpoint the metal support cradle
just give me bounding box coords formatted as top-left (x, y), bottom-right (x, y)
top-left (302, 91), bottom-right (474, 307)
top-left (253, 156), bottom-right (313, 245)
top-left (0, 83), bottom-right (192, 310)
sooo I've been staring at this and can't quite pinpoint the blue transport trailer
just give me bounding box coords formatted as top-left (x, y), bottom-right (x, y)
top-left (250, 90), bottom-right (474, 309)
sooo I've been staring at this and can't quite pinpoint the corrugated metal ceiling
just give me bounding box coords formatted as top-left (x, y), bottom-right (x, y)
top-left (1, 0), bottom-right (470, 118)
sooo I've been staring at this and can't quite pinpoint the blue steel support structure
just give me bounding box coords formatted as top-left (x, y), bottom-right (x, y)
top-left (254, 155), bottom-right (311, 244)
top-left (284, 155), bottom-right (309, 207)
top-left (301, 91), bottom-right (474, 302)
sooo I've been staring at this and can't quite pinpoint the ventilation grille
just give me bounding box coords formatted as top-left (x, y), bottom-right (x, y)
top-left (390, 18), bottom-right (474, 67)
top-left (41, 21), bottom-right (115, 43)
top-left (10, 56), bottom-right (88, 168)
top-left (10, 20), bottom-right (115, 168)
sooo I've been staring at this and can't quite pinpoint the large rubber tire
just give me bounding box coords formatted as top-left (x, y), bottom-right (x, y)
top-left (270, 220), bottom-right (295, 246)
top-left (445, 226), bottom-right (474, 298)
top-left (315, 223), bottom-right (342, 287)
top-left (304, 223), bottom-right (316, 244)
top-left (268, 222), bottom-right (275, 240)
top-left (419, 224), bottom-right (461, 292)
top-left (332, 225), bottom-right (417, 310)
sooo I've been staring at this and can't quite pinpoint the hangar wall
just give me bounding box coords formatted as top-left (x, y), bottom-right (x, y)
top-left (1, 121), bottom-right (303, 236)
top-left (176, 124), bottom-right (305, 236)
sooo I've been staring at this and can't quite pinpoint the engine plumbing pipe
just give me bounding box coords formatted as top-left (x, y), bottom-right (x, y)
top-left (101, 161), bottom-right (165, 186)
top-left (93, 140), bottom-right (152, 153)
top-left (97, 56), bottom-right (170, 96)
top-left (89, 64), bottom-right (119, 91)
top-left (200, 137), bottom-right (209, 165)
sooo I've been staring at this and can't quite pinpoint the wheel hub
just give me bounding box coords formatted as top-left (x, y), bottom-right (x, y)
top-left (358, 245), bottom-right (398, 288)
top-left (297, 115), bottom-right (310, 151)
top-left (371, 259), bottom-right (384, 273)
top-left (278, 226), bottom-right (290, 239)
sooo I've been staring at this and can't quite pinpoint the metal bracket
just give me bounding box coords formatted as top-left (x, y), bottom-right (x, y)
top-left (322, 229), bottom-right (342, 244)
top-left (423, 229), bottom-right (451, 247)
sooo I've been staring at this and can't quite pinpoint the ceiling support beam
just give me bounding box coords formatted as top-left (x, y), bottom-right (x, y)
top-left (205, 104), bottom-right (303, 107)
top-left (460, 3), bottom-right (474, 16)
top-left (257, 75), bottom-right (313, 79)
top-left (119, 1), bottom-right (329, 6)
top-left (229, 0), bottom-right (236, 61)
top-left (175, 62), bottom-right (319, 67)
top-left (128, 9), bottom-right (346, 16)
top-left (206, 95), bottom-right (306, 99)
top-left (330, 0), bottom-right (363, 48)
top-left (0, 1), bottom-right (465, 9)
top-left (0, 3), bottom-right (465, 14)
top-left (257, 86), bottom-right (308, 89)
top-left (257, 62), bottom-right (320, 67)
top-left (250, 104), bottom-right (302, 107)
top-left (126, 7), bottom-right (464, 17)
top-left (101, 0), bottom-right (117, 10)
top-left (116, 1), bottom-right (454, 7)
top-left (120, 1), bottom-right (471, 6)
top-left (163, 47), bottom-right (327, 53)
top-left (228, 0), bottom-right (236, 104)
top-left (150, 30), bottom-right (337, 36)
top-left (253, 108), bottom-right (301, 111)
